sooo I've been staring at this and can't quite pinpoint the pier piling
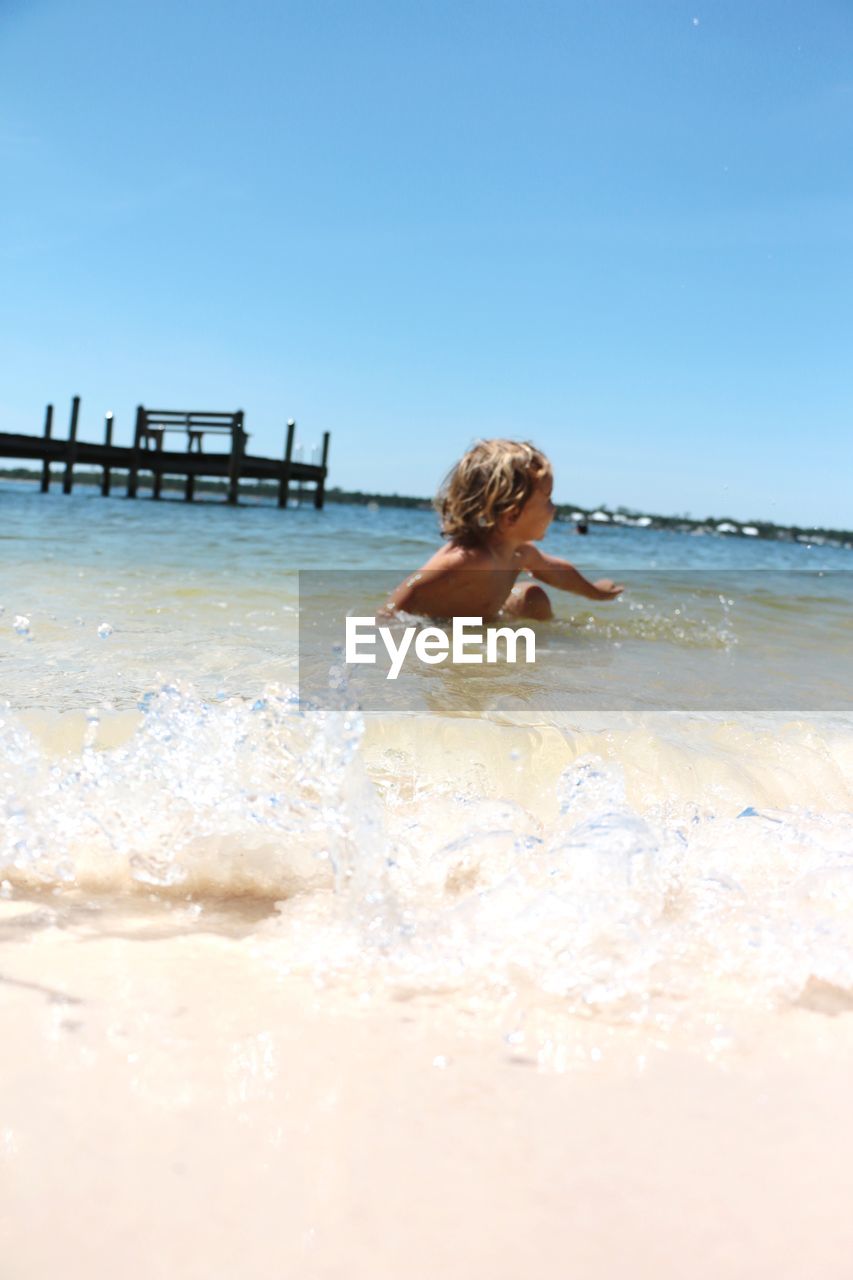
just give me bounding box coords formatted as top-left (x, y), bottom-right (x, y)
top-left (40, 404), bottom-right (53, 493)
top-left (127, 406), bottom-right (143, 498)
top-left (278, 419), bottom-right (296, 508)
top-left (152, 429), bottom-right (164, 499)
top-left (62, 396), bottom-right (80, 495)
top-left (314, 430), bottom-right (330, 509)
top-left (101, 412), bottom-right (113, 496)
top-left (227, 410), bottom-right (245, 505)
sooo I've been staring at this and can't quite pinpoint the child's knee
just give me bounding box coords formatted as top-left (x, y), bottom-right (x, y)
top-left (507, 582), bottom-right (552, 620)
top-left (524, 584), bottom-right (553, 620)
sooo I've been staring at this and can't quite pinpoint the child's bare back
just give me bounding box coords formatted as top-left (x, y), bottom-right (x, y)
top-left (388, 440), bottom-right (624, 621)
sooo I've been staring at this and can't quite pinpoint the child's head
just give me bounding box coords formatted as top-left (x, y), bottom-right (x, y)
top-left (435, 439), bottom-right (553, 546)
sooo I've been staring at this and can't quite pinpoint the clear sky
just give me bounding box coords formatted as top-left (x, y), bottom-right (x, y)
top-left (1, 0), bottom-right (851, 527)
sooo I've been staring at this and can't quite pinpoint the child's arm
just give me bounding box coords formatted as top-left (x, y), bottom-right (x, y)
top-left (517, 544), bottom-right (624, 601)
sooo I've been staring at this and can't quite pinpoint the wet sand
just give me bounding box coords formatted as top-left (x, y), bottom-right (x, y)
top-left (3, 894), bottom-right (853, 1280)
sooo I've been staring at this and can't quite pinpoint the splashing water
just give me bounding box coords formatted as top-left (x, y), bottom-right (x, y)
top-left (2, 686), bottom-right (851, 1050)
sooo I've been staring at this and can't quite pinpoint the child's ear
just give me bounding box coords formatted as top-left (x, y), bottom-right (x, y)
top-left (501, 504), bottom-right (522, 528)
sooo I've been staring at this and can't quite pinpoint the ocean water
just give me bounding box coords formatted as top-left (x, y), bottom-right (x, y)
top-left (2, 481), bottom-right (852, 1060)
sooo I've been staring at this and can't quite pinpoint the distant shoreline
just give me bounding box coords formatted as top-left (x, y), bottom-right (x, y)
top-left (1, 467), bottom-right (850, 547)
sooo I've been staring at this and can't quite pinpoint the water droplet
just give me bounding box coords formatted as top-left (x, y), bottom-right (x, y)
top-left (97, 622), bottom-right (113, 639)
top-left (12, 615), bottom-right (29, 636)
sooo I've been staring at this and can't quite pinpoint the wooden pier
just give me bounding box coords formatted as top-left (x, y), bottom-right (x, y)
top-left (0, 399), bottom-right (330, 509)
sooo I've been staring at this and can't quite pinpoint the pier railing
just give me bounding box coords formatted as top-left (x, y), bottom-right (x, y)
top-left (0, 398), bottom-right (330, 509)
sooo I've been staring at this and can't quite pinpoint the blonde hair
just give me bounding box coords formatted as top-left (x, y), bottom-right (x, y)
top-left (435, 439), bottom-right (552, 546)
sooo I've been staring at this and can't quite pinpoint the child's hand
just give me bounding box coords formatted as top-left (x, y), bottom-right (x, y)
top-left (592, 579), bottom-right (624, 600)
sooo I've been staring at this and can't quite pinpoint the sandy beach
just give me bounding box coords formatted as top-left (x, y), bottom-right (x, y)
top-left (3, 891), bottom-right (853, 1279)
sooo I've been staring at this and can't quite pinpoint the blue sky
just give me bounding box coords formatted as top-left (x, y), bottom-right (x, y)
top-left (1, 0), bottom-right (851, 527)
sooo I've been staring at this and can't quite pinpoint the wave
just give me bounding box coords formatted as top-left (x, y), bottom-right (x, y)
top-left (2, 686), bottom-right (852, 1040)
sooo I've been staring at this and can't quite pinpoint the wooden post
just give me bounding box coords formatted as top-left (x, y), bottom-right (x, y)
top-left (313, 430), bottom-right (330, 509)
top-left (127, 405), bottom-right (143, 497)
top-left (152, 430), bottom-right (164, 499)
top-left (185, 417), bottom-right (197, 499)
top-left (101, 412), bottom-right (113, 496)
top-left (278, 419), bottom-right (295, 508)
top-left (40, 403), bottom-right (53, 493)
top-left (62, 395), bottom-right (80, 495)
top-left (227, 410), bottom-right (245, 505)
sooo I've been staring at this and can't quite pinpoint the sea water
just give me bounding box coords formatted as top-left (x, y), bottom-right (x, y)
top-left (1, 481), bottom-right (852, 1061)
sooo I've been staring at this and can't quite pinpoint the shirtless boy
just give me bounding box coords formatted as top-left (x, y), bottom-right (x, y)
top-left (388, 439), bottom-right (624, 621)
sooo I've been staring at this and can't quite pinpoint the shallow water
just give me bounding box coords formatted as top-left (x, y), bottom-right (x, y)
top-left (1, 481), bottom-right (852, 1059)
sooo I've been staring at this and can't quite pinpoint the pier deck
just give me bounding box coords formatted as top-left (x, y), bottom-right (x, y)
top-left (0, 400), bottom-right (330, 508)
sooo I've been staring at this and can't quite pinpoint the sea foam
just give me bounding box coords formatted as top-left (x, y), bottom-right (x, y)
top-left (3, 685), bottom-right (852, 1045)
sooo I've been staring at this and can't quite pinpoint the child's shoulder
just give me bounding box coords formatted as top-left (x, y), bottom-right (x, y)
top-left (511, 541), bottom-right (546, 569)
top-left (427, 540), bottom-right (492, 570)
